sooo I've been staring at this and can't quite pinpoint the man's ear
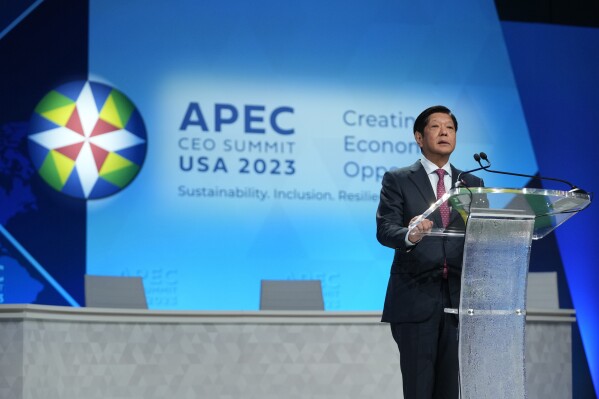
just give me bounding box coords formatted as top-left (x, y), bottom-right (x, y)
top-left (414, 131), bottom-right (423, 147)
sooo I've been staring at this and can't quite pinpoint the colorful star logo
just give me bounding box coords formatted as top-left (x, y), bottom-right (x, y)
top-left (28, 81), bottom-right (147, 199)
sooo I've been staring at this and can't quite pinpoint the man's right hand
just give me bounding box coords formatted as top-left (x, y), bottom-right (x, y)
top-left (407, 216), bottom-right (433, 243)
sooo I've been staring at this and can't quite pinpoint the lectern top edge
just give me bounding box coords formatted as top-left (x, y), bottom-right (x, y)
top-left (408, 187), bottom-right (591, 240)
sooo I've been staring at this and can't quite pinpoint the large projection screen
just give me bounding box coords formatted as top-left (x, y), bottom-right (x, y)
top-left (87, 0), bottom-right (536, 310)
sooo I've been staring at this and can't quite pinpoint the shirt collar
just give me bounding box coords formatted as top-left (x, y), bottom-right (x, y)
top-left (420, 157), bottom-right (452, 177)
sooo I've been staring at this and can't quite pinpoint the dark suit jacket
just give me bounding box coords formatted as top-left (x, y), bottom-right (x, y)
top-left (376, 160), bottom-right (483, 323)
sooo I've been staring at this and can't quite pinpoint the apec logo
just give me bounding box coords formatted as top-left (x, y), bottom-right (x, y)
top-left (27, 80), bottom-right (147, 199)
top-left (177, 102), bottom-right (297, 177)
top-left (179, 102), bottom-right (294, 135)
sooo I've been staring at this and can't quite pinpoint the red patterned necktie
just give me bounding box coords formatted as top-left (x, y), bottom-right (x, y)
top-left (435, 169), bottom-right (450, 228)
top-left (435, 169), bottom-right (449, 279)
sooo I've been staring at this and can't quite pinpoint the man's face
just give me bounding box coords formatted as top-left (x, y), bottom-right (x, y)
top-left (415, 112), bottom-right (456, 162)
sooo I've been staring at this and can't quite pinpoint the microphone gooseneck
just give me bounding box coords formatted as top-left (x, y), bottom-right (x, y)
top-left (455, 153), bottom-right (490, 188)
top-left (473, 152), bottom-right (587, 195)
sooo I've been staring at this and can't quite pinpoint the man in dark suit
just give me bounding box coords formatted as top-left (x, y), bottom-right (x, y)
top-left (376, 105), bottom-right (483, 399)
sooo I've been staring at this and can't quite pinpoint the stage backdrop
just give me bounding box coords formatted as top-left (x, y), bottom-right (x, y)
top-left (2, 0), bottom-right (597, 396)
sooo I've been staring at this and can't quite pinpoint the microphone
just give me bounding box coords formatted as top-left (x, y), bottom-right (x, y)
top-left (478, 152), bottom-right (489, 166)
top-left (455, 153), bottom-right (490, 188)
top-left (474, 152), bottom-right (587, 194)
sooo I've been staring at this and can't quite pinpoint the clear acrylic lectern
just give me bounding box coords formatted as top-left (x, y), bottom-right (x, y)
top-left (408, 187), bottom-right (591, 399)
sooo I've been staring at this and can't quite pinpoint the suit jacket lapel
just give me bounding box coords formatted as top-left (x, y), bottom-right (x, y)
top-left (408, 161), bottom-right (435, 204)
top-left (450, 165), bottom-right (460, 190)
top-left (449, 165), bottom-right (463, 226)
top-left (407, 161), bottom-right (443, 227)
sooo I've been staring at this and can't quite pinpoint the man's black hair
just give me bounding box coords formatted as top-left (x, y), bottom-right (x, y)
top-left (413, 105), bottom-right (458, 134)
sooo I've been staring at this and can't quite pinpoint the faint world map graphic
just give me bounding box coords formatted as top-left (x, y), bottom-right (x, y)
top-left (0, 122), bottom-right (44, 303)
